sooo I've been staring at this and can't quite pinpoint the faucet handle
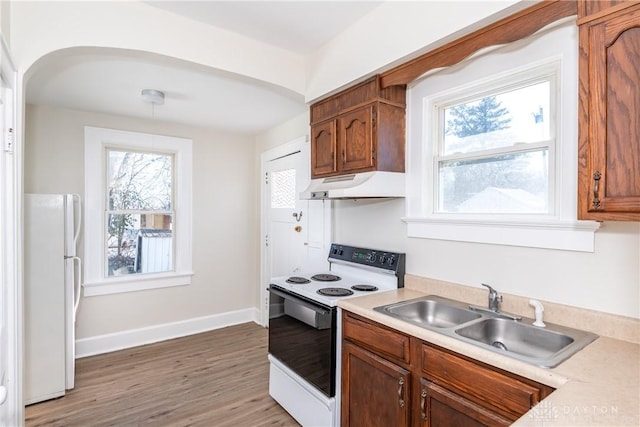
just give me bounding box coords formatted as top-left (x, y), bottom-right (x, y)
top-left (482, 283), bottom-right (502, 312)
top-left (481, 283), bottom-right (498, 296)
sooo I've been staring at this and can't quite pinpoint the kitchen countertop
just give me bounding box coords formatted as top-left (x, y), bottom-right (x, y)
top-left (338, 288), bottom-right (640, 426)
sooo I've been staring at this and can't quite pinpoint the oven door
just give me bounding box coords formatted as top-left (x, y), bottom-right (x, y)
top-left (268, 285), bottom-right (336, 397)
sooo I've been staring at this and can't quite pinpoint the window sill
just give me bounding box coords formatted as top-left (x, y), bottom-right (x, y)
top-left (403, 217), bottom-right (601, 252)
top-left (83, 271), bottom-right (194, 296)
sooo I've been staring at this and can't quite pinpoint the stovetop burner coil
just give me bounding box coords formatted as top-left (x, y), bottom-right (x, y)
top-left (311, 274), bottom-right (341, 282)
top-left (351, 284), bottom-right (378, 292)
top-left (286, 276), bottom-right (311, 284)
top-left (317, 287), bottom-right (353, 297)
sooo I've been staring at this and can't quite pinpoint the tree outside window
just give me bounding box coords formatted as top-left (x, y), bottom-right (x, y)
top-left (106, 149), bottom-right (174, 276)
top-left (445, 95), bottom-right (511, 139)
top-left (437, 81), bottom-right (551, 213)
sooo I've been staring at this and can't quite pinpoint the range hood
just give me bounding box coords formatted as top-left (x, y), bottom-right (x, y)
top-left (300, 171), bottom-right (405, 200)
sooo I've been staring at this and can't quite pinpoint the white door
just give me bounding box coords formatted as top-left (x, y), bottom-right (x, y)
top-left (260, 137), bottom-right (331, 326)
top-left (267, 152), bottom-right (306, 279)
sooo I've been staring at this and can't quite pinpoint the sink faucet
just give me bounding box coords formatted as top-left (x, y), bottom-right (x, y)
top-left (469, 284), bottom-right (522, 321)
top-left (482, 283), bottom-right (502, 312)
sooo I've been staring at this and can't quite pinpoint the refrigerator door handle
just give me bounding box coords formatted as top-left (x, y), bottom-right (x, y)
top-left (71, 194), bottom-right (81, 248)
top-left (72, 256), bottom-right (82, 317)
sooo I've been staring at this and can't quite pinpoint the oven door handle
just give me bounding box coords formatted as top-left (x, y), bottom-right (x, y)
top-left (269, 286), bottom-right (330, 315)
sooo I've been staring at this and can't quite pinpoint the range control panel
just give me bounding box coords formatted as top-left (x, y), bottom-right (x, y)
top-left (328, 243), bottom-right (406, 281)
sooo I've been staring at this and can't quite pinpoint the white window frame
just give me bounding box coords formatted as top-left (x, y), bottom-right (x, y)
top-left (404, 20), bottom-right (600, 252)
top-left (84, 127), bottom-right (193, 296)
top-left (429, 65), bottom-right (557, 216)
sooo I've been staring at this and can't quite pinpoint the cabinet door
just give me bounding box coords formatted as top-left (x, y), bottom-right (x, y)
top-left (338, 105), bottom-right (375, 173)
top-left (418, 380), bottom-right (511, 427)
top-left (342, 341), bottom-right (410, 427)
top-left (579, 6), bottom-right (640, 220)
top-left (310, 120), bottom-right (337, 177)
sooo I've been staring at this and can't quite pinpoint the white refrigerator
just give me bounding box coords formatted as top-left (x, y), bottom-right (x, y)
top-left (24, 194), bottom-right (81, 404)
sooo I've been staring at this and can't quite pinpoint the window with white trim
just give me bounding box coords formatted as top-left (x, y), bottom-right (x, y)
top-left (84, 127), bottom-right (193, 296)
top-left (405, 21), bottom-right (599, 252)
top-left (435, 74), bottom-right (554, 215)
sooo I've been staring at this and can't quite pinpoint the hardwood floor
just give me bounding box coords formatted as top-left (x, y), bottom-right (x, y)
top-left (26, 323), bottom-right (300, 427)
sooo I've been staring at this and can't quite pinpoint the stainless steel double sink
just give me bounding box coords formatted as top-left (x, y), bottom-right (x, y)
top-left (374, 295), bottom-right (598, 368)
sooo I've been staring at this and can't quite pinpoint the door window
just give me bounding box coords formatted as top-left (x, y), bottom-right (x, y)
top-left (270, 168), bottom-right (296, 209)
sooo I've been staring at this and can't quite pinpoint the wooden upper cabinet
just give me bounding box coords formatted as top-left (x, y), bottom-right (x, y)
top-left (578, 4), bottom-right (640, 220)
top-left (310, 76), bottom-right (405, 179)
top-left (578, 0), bottom-right (636, 20)
top-left (311, 120), bottom-right (337, 176)
top-left (338, 105), bottom-right (375, 173)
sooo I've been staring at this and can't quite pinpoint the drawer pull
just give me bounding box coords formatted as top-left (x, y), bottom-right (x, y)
top-left (398, 378), bottom-right (405, 408)
top-left (421, 389), bottom-right (428, 420)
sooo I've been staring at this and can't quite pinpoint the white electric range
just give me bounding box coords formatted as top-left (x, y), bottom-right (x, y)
top-left (268, 243), bottom-right (406, 427)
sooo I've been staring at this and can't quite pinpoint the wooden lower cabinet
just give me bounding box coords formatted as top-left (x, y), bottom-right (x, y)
top-left (341, 311), bottom-right (554, 427)
top-left (341, 341), bottom-right (410, 427)
top-left (420, 342), bottom-right (552, 422)
top-left (419, 379), bottom-right (511, 427)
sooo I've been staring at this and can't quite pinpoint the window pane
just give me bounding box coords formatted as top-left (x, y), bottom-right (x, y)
top-left (108, 150), bottom-right (173, 210)
top-left (107, 213), bottom-right (173, 276)
top-left (438, 149), bottom-right (549, 213)
top-left (271, 168), bottom-right (296, 209)
top-left (443, 81), bottom-right (550, 155)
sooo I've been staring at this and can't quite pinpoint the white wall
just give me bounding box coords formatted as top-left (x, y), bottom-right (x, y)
top-left (305, 0), bottom-right (523, 101)
top-left (10, 1), bottom-right (304, 95)
top-left (25, 104), bottom-right (258, 339)
top-left (0, 0), bottom-right (10, 44)
top-left (334, 198), bottom-right (640, 319)
top-left (255, 111), bottom-right (309, 154)
top-left (9, 0), bottom-right (528, 104)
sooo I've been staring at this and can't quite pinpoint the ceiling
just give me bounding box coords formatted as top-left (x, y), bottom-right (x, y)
top-left (146, 1), bottom-right (383, 55)
top-left (26, 1), bottom-right (383, 135)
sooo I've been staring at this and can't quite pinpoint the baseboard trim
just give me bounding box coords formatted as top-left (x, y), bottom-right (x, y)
top-left (76, 307), bottom-right (261, 358)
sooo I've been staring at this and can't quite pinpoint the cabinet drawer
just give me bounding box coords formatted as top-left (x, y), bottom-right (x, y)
top-left (343, 312), bottom-right (410, 364)
top-left (421, 343), bottom-right (548, 420)
top-left (420, 379), bottom-right (511, 427)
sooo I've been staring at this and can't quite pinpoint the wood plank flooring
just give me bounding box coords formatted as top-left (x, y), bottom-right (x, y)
top-left (26, 323), bottom-right (300, 427)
